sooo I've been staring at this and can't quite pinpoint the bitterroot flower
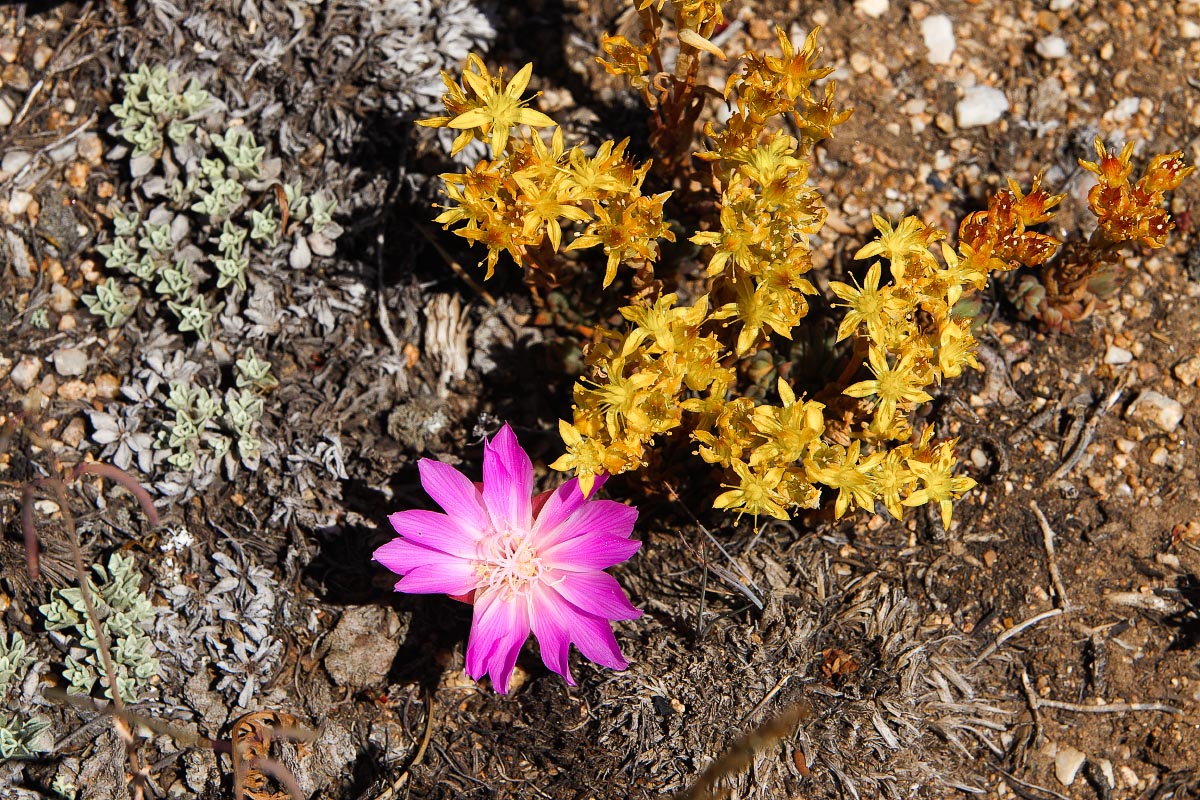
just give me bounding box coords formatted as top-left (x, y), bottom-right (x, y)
top-left (373, 424), bottom-right (641, 693)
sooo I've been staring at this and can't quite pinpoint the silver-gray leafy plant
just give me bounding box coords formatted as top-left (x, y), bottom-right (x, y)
top-left (39, 552), bottom-right (161, 703)
top-left (0, 631), bottom-right (50, 759)
top-left (87, 65), bottom-right (340, 489)
top-left (93, 65), bottom-right (342, 342)
top-left (157, 347), bottom-right (275, 474)
top-left (157, 549), bottom-right (285, 710)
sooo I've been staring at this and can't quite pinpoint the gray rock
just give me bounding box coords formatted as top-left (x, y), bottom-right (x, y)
top-left (324, 606), bottom-right (408, 688)
top-left (283, 721), bottom-right (357, 797)
top-left (10, 356), bottom-right (41, 390)
top-left (1, 150), bottom-right (31, 175)
top-left (1126, 390), bottom-right (1184, 433)
top-left (52, 347), bottom-right (88, 377)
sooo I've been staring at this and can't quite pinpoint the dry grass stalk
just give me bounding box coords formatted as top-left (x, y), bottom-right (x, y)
top-left (674, 699), bottom-right (813, 800)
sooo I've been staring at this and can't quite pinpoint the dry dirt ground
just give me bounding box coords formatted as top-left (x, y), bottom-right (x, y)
top-left (2, 0), bottom-right (1200, 799)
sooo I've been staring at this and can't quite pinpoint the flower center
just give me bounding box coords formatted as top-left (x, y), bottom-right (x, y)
top-left (477, 529), bottom-right (544, 597)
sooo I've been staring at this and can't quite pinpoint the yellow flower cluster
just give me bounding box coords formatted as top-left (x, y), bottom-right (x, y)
top-left (422, 1), bottom-right (1191, 529)
top-left (553, 19), bottom-right (1038, 526)
top-left (419, 55), bottom-right (673, 286)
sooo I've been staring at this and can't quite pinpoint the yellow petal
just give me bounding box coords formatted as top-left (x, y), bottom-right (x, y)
top-left (602, 251), bottom-right (621, 287)
top-left (461, 68), bottom-right (492, 99)
top-left (507, 62), bottom-right (534, 97)
top-left (447, 108), bottom-right (490, 130)
top-left (678, 28), bottom-right (727, 60)
top-left (514, 108), bottom-right (557, 129)
top-left (842, 380), bottom-right (877, 398)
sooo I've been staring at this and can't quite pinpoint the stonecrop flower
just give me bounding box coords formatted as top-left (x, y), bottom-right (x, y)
top-left (373, 424), bottom-right (642, 693)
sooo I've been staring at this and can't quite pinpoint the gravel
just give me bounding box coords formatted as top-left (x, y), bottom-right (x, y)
top-left (956, 86), bottom-right (1009, 128)
top-left (1035, 35), bottom-right (1069, 59)
top-left (1125, 389), bottom-right (1185, 433)
top-left (10, 356), bottom-right (40, 390)
top-left (52, 347), bottom-right (88, 377)
top-left (921, 14), bottom-right (955, 65)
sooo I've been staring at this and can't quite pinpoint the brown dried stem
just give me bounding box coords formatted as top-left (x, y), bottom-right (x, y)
top-left (674, 699), bottom-right (813, 800)
top-left (32, 475), bottom-right (149, 799)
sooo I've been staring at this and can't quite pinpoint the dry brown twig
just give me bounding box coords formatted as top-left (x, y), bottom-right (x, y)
top-left (371, 689), bottom-right (435, 800)
top-left (22, 465), bottom-right (152, 800)
top-left (1049, 372), bottom-right (1130, 483)
top-left (674, 699), bottom-right (814, 800)
top-left (970, 608), bottom-right (1066, 668)
top-left (415, 222), bottom-right (497, 307)
top-left (1029, 501), bottom-right (1070, 610)
top-left (1019, 669), bottom-right (1044, 749)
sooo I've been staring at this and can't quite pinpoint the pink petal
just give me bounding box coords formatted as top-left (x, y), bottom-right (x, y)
top-left (537, 500), bottom-right (638, 549)
top-left (542, 533), bottom-right (642, 571)
top-left (551, 571), bottom-right (642, 621)
top-left (373, 537), bottom-right (471, 576)
top-left (418, 459), bottom-right (490, 531)
top-left (531, 489), bottom-right (554, 519)
top-left (569, 611), bottom-right (628, 670)
top-left (389, 509), bottom-right (481, 558)
top-left (530, 473), bottom-right (610, 542)
top-left (529, 584), bottom-right (576, 684)
top-left (394, 562), bottom-right (480, 596)
top-left (481, 424), bottom-right (533, 532)
top-left (466, 589), bottom-right (530, 693)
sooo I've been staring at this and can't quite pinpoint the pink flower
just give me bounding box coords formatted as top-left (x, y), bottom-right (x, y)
top-left (373, 424), bottom-right (642, 693)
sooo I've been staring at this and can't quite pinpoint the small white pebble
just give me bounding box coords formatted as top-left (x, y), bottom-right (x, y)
top-left (1126, 390), bottom-right (1184, 433)
top-left (1172, 355), bottom-right (1200, 386)
top-left (78, 133), bottom-right (104, 165)
top-left (1049, 0), bottom-right (1077, 9)
top-left (0, 96), bottom-right (12, 127)
top-left (9, 189), bottom-right (32, 216)
top-left (854, 0), bottom-right (889, 18)
top-left (48, 283), bottom-right (76, 313)
top-left (921, 14), bottom-right (956, 65)
top-left (52, 347), bottom-right (88, 378)
top-left (1035, 35), bottom-right (1069, 59)
top-left (1, 150), bottom-right (31, 176)
top-left (1104, 345), bottom-right (1133, 365)
top-left (956, 86), bottom-right (1009, 128)
top-left (10, 356), bottom-right (41, 390)
top-left (1111, 96), bottom-right (1141, 122)
top-left (1180, 19), bottom-right (1200, 39)
top-left (1096, 760), bottom-right (1116, 791)
top-left (1055, 745), bottom-right (1086, 787)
